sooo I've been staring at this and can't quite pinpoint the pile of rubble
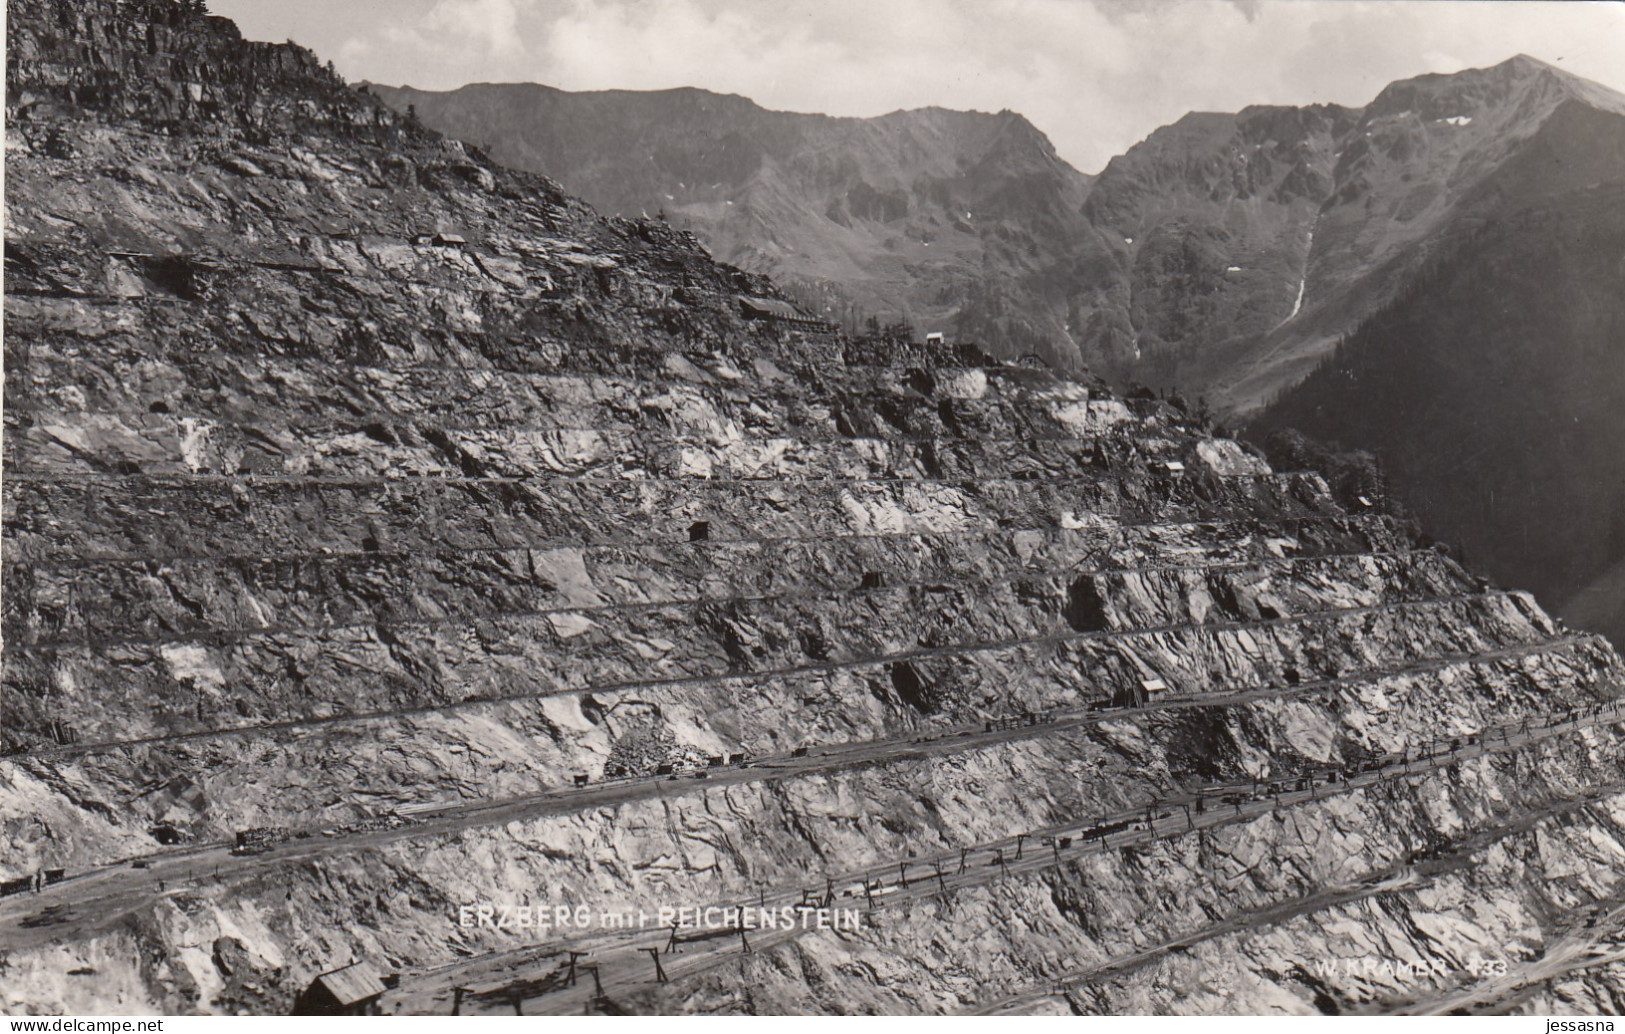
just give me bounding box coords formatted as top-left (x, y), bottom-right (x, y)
top-left (230, 827), bottom-right (291, 856)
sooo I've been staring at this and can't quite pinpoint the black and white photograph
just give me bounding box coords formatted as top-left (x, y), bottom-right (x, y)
top-left (3, 0), bottom-right (1625, 1021)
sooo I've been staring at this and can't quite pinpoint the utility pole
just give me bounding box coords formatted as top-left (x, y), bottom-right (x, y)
top-left (1014, 834), bottom-right (1027, 860)
top-left (643, 948), bottom-right (668, 984)
top-left (567, 952), bottom-right (587, 987)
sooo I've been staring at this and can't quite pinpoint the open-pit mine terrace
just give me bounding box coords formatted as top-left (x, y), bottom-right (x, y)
top-left (8, 0), bottom-right (1625, 1016)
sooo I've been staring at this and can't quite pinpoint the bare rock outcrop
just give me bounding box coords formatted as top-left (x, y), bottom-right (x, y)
top-left (4, 0), bottom-right (1625, 1018)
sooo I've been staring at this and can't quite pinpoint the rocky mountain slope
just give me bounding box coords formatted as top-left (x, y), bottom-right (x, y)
top-left (1120, 60), bottom-right (1625, 658)
top-left (1203, 55), bottom-right (1625, 415)
top-left (374, 59), bottom-right (1625, 696)
top-left (8, 0), bottom-right (1625, 1017)
top-left (1251, 178), bottom-right (1625, 654)
top-left (368, 82), bottom-right (1097, 369)
top-left (369, 57), bottom-right (1625, 416)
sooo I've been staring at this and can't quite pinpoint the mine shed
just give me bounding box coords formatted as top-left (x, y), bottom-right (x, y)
top-left (293, 960), bottom-right (387, 1016)
top-left (411, 231), bottom-right (469, 248)
top-left (1115, 678), bottom-right (1170, 709)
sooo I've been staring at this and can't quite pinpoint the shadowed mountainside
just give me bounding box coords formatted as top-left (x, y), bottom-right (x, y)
top-left (1251, 179), bottom-right (1625, 648)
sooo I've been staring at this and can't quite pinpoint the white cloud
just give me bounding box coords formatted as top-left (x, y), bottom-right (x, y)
top-left (1420, 49), bottom-right (1467, 75)
top-left (366, 0), bottom-right (533, 80)
top-left (211, 0), bottom-right (1625, 171)
top-left (423, 0), bottom-right (526, 57)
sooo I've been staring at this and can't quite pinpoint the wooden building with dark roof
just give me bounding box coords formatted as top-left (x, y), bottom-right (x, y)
top-left (293, 960), bottom-right (387, 1016)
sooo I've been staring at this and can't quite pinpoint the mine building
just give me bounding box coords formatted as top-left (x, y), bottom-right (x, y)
top-left (294, 960), bottom-right (387, 1016)
top-left (1115, 677), bottom-right (1170, 709)
top-left (411, 231), bottom-right (470, 248)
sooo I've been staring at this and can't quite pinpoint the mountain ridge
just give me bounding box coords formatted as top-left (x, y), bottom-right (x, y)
top-left (370, 53), bottom-right (1625, 407)
top-left (370, 78), bottom-right (1098, 368)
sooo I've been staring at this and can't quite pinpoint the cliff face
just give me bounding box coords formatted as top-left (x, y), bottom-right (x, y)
top-left (1210, 57), bottom-right (1625, 415)
top-left (1072, 103), bottom-right (1355, 381)
top-left (7, 0), bottom-right (1625, 1018)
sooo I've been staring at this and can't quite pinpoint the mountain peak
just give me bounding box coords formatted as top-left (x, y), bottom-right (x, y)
top-left (1502, 52), bottom-right (1557, 72)
top-left (1365, 53), bottom-right (1625, 122)
top-left (1491, 52), bottom-right (1624, 102)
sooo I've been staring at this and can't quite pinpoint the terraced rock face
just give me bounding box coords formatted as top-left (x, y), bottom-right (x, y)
top-left (5, 0), bottom-right (1625, 1017)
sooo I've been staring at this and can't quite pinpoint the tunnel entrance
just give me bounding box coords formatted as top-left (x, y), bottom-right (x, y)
top-left (888, 661), bottom-right (931, 713)
top-left (1063, 576), bottom-right (1109, 633)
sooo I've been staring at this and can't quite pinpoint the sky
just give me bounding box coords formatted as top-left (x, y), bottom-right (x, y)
top-left (210, 0), bottom-right (1625, 172)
